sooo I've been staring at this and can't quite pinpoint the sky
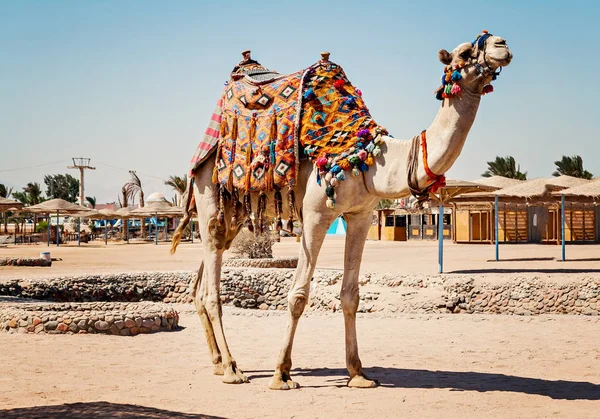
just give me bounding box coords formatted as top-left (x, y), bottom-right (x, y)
top-left (1, 0), bottom-right (599, 204)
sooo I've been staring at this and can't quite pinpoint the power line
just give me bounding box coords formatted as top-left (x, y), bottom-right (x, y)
top-left (95, 161), bottom-right (166, 181)
top-left (0, 160), bottom-right (67, 173)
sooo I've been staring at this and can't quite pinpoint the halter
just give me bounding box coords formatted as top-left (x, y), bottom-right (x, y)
top-left (435, 30), bottom-right (502, 100)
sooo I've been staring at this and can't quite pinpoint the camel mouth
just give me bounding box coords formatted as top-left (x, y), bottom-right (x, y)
top-left (487, 48), bottom-right (513, 67)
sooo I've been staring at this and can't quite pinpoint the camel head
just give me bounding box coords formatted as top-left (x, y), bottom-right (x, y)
top-left (436, 31), bottom-right (513, 98)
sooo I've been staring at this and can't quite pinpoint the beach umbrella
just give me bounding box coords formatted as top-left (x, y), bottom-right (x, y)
top-left (27, 199), bottom-right (92, 247)
top-left (116, 207), bottom-right (134, 242)
top-left (130, 202), bottom-right (184, 245)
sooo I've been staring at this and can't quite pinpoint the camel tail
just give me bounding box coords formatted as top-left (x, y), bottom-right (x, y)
top-left (170, 177), bottom-right (195, 255)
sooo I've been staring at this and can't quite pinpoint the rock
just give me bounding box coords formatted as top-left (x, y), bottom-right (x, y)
top-left (32, 317), bottom-right (42, 326)
top-left (124, 318), bottom-right (136, 328)
top-left (130, 327), bottom-right (139, 335)
top-left (259, 303), bottom-right (269, 310)
top-left (110, 324), bottom-right (120, 335)
top-left (135, 317), bottom-right (143, 327)
top-left (77, 320), bottom-right (87, 329)
top-left (142, 319), bottom-right (155, 328)
top-left (44, 321), bottom-right (58, 331)
top-left (95, 321), bottom-right (110, 331)
top-left (120, 328), bottom-right (131, 336)
top-left (19, 319), bottom-right (28, 327)
top-left (114, 320), bottom-right (125, 329)
top-left (57, 323), bottom-right (69, 332)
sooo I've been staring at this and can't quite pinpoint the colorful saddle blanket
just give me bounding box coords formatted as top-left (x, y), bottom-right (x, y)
top-left (190, 57), bottom-right (386, 207)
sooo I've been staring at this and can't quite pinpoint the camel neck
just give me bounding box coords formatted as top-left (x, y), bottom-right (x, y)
top-left (424, 91), bottom-right (482, 177)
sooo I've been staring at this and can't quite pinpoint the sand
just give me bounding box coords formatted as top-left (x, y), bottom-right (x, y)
top-left (0, 306), bottom-right (599, 418)
top-left (1, 239), bottom-right (600, 418)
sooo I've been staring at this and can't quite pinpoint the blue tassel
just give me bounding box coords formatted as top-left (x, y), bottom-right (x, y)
top-left (344, 96), bottom-right (356, 108)
top-left (451, 70), bottom-right (462, 81)
top-left (441, 74), bottom-right (448, 86)
top-left (360, 162), bottom-right (369, 172)
top-left (330, 165), bottom-right (341, 174)
top-left (365, 143), bottom-right (375, 153)
top-left (336, 171), bottom-right (346, 181)
top-left (316, 171), bottom-right (321, 186)
top-left (356, 142), bottom-right (363, 148)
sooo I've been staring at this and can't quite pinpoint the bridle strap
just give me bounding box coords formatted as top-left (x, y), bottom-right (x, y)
top-left (407, 130), bottom-right (446, 207)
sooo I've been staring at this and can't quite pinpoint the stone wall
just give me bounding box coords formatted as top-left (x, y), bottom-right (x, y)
top-left (222, 257), bottom-right (298, 269)
top-left (0, 257), bottom-right (51, 267)
top-left (1, 270), bottom-right (599, 316)
top-left (0, 300), bottom-right (179, 335)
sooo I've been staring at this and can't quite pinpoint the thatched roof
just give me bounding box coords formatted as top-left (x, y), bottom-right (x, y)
top-left (472, 176), bottom-right (524, 189)
top-left (435, 179), bottom-right (498, 203)
top-left (494, 176), bottom-right (591, 198)
top-left (0, 197), bottom-right (24, 211)
top-left (130, 201), bottom-right (183, 217)
top-left (26, 198), bottom-right (93, 214)
top-left (554, 178), bottom-right (600, 198)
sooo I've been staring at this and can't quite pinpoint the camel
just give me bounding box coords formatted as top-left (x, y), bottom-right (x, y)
top-left (171, 31), bottom-right (513, 389)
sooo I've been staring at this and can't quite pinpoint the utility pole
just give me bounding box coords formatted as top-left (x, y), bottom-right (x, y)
top-left (68, 157), bottom-right (95, 206)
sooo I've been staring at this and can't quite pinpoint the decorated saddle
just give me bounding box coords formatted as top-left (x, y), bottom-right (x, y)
top-left (189, 51), bottom-right (387, 229)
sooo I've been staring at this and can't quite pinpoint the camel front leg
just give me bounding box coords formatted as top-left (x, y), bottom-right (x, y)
top-left (202, 246), bottom-right (248, 384)
top-left (341, 210), bottom-right (379, 388)
top-left (269, 210), bottom-right (334, 390)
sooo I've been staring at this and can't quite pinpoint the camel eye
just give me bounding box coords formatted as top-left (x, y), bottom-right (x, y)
top-left (460, 50), bottom-right (472, 60)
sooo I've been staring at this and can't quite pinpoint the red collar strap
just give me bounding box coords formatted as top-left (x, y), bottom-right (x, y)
top-left (420, 130), bottom-right (446, 194)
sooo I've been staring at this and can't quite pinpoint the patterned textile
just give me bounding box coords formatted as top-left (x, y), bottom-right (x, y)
top-left (190, 57), bottom-right (387, 209)
top-left (216, 71), bottom-right (302, 192)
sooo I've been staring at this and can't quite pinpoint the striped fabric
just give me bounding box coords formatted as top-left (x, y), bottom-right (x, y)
top-left (189, 97), bottom-right (224, 175)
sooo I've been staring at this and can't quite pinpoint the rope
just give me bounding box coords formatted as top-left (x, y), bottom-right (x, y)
top-left (406, 130), bottom-right (446, 208)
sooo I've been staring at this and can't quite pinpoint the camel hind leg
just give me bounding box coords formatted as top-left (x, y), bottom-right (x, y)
top-left (192, 168), bottom-right (248, 384)
top-left (192, 261), bottom-right (224, 375)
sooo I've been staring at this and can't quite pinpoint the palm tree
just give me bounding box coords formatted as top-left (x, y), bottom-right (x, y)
top-left (86, 196), bottom-right (97, 208)
top-left (24, 182), bottom-right (43, 232)
top-left (481, 156), bottom-right (527, 180)
top-left (125, 171), bottom-right (145, 233)
top-left (552, 155), bottom-right (593, 179)
top-left (164, 174), bottom-right (187, 206)
top-left (376, 199), bottom-right (394, 209)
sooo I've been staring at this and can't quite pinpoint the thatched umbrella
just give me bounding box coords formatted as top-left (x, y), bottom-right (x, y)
top-left (69, 209), bottom-right (99, 246)
top-left (83, 209), bottom-right (119, 245)
top-left (116, 207), bottom-right (134, 242)
top-left (431, 179), bottom-right (498, 273)
top-left (130, 201), bottom-right (183, 245)
top-left (0, 196), bottom-right (24, 212)
top-left (27, 199), bottom-right (92, 246)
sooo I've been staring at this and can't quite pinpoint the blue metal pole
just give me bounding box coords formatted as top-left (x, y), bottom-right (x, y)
top-left (165, 217), bottom-right (169, 241)
top-left (77, 217), bottom-right (81, 246)
top-left (438, 204), bottom-right (444, 274)
top-left (155, 214), bottom-right (158, 245)
top-left (561, 194), bottom-right (566, 261)
top-left (190, 219), bottom-right (194, 243)
top-left (56, 211), bottom-right (60, 247)
top-left (104, 218), bottom-right (108, 245)
top-left (495, 195), bottom-right (499, 261)
top-left (126, 218), bottom-right (129, 243)
top-left (47, 213), bottom-right (50, 247)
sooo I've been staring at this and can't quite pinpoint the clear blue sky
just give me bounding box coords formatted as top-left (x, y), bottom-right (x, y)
top-left (1, 0), bottom-right (598, 203)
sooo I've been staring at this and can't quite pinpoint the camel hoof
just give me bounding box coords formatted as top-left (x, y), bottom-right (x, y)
top-left (222, 366), bottom-right (249, 384)
top-left (347, 375), bottom-right (379, 389)
top-left (268, 375), bottom-right (301, 390)
top-left (213, 364), bottom-right (225, 376)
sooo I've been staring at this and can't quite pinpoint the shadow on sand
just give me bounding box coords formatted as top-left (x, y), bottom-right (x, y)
top-left (450, 268), bottom-right (600, 274)
top-left (248, 367), bottom-right (600, 400)
top-left (0, 402), bottom-right (225, 419)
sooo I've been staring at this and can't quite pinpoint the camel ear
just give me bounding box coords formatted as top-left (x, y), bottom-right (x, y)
top-left (438, 49), bottom-right (452, 65)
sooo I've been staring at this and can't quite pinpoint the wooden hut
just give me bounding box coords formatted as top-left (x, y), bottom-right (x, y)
top-left (552, 178), bottom-right (600, 243)
top-left (450, 176), bottom-right (593, 244)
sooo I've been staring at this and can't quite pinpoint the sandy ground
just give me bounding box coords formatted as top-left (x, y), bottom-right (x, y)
top-left (1, 306), bottom-right (599, 418)
top-left (2, 240), bottom-right (600, 418)
top-left (2, 238), bottom-right (600, 278)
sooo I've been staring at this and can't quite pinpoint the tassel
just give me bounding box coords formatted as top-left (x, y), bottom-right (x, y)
top-left (325, 185), bottom-right (335, 198)
top-left (336, 171), bottom-right (346, 181)
top-left (451, 84), bottom-right (462, 95)
top-left (441, 74), bottom-right (448, 86)
top-left (482, 84), bottom-right (494, 95)
top-left (220, 114), bottom-right (229, 138)
top-left (256, 192), bottom-right (267, 234)
top-left (231, 114), bottom-right (238, 140)
top-left (286, 188), bottom-right (295, 231)
top-left (217, 185), bottom-right (225, 223)
top-left (444, 84), bottom-right (453, 95)
top-left (231, 189), bottom-right (239, 226)
top-left (326, 199), bottom-right (335, 208)
top-left (330, 177), bottom-right (338, 187)
top-left (274, 190), bottom-right (283, 231)
top-left (451, 70), bottom-right (462, 81)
